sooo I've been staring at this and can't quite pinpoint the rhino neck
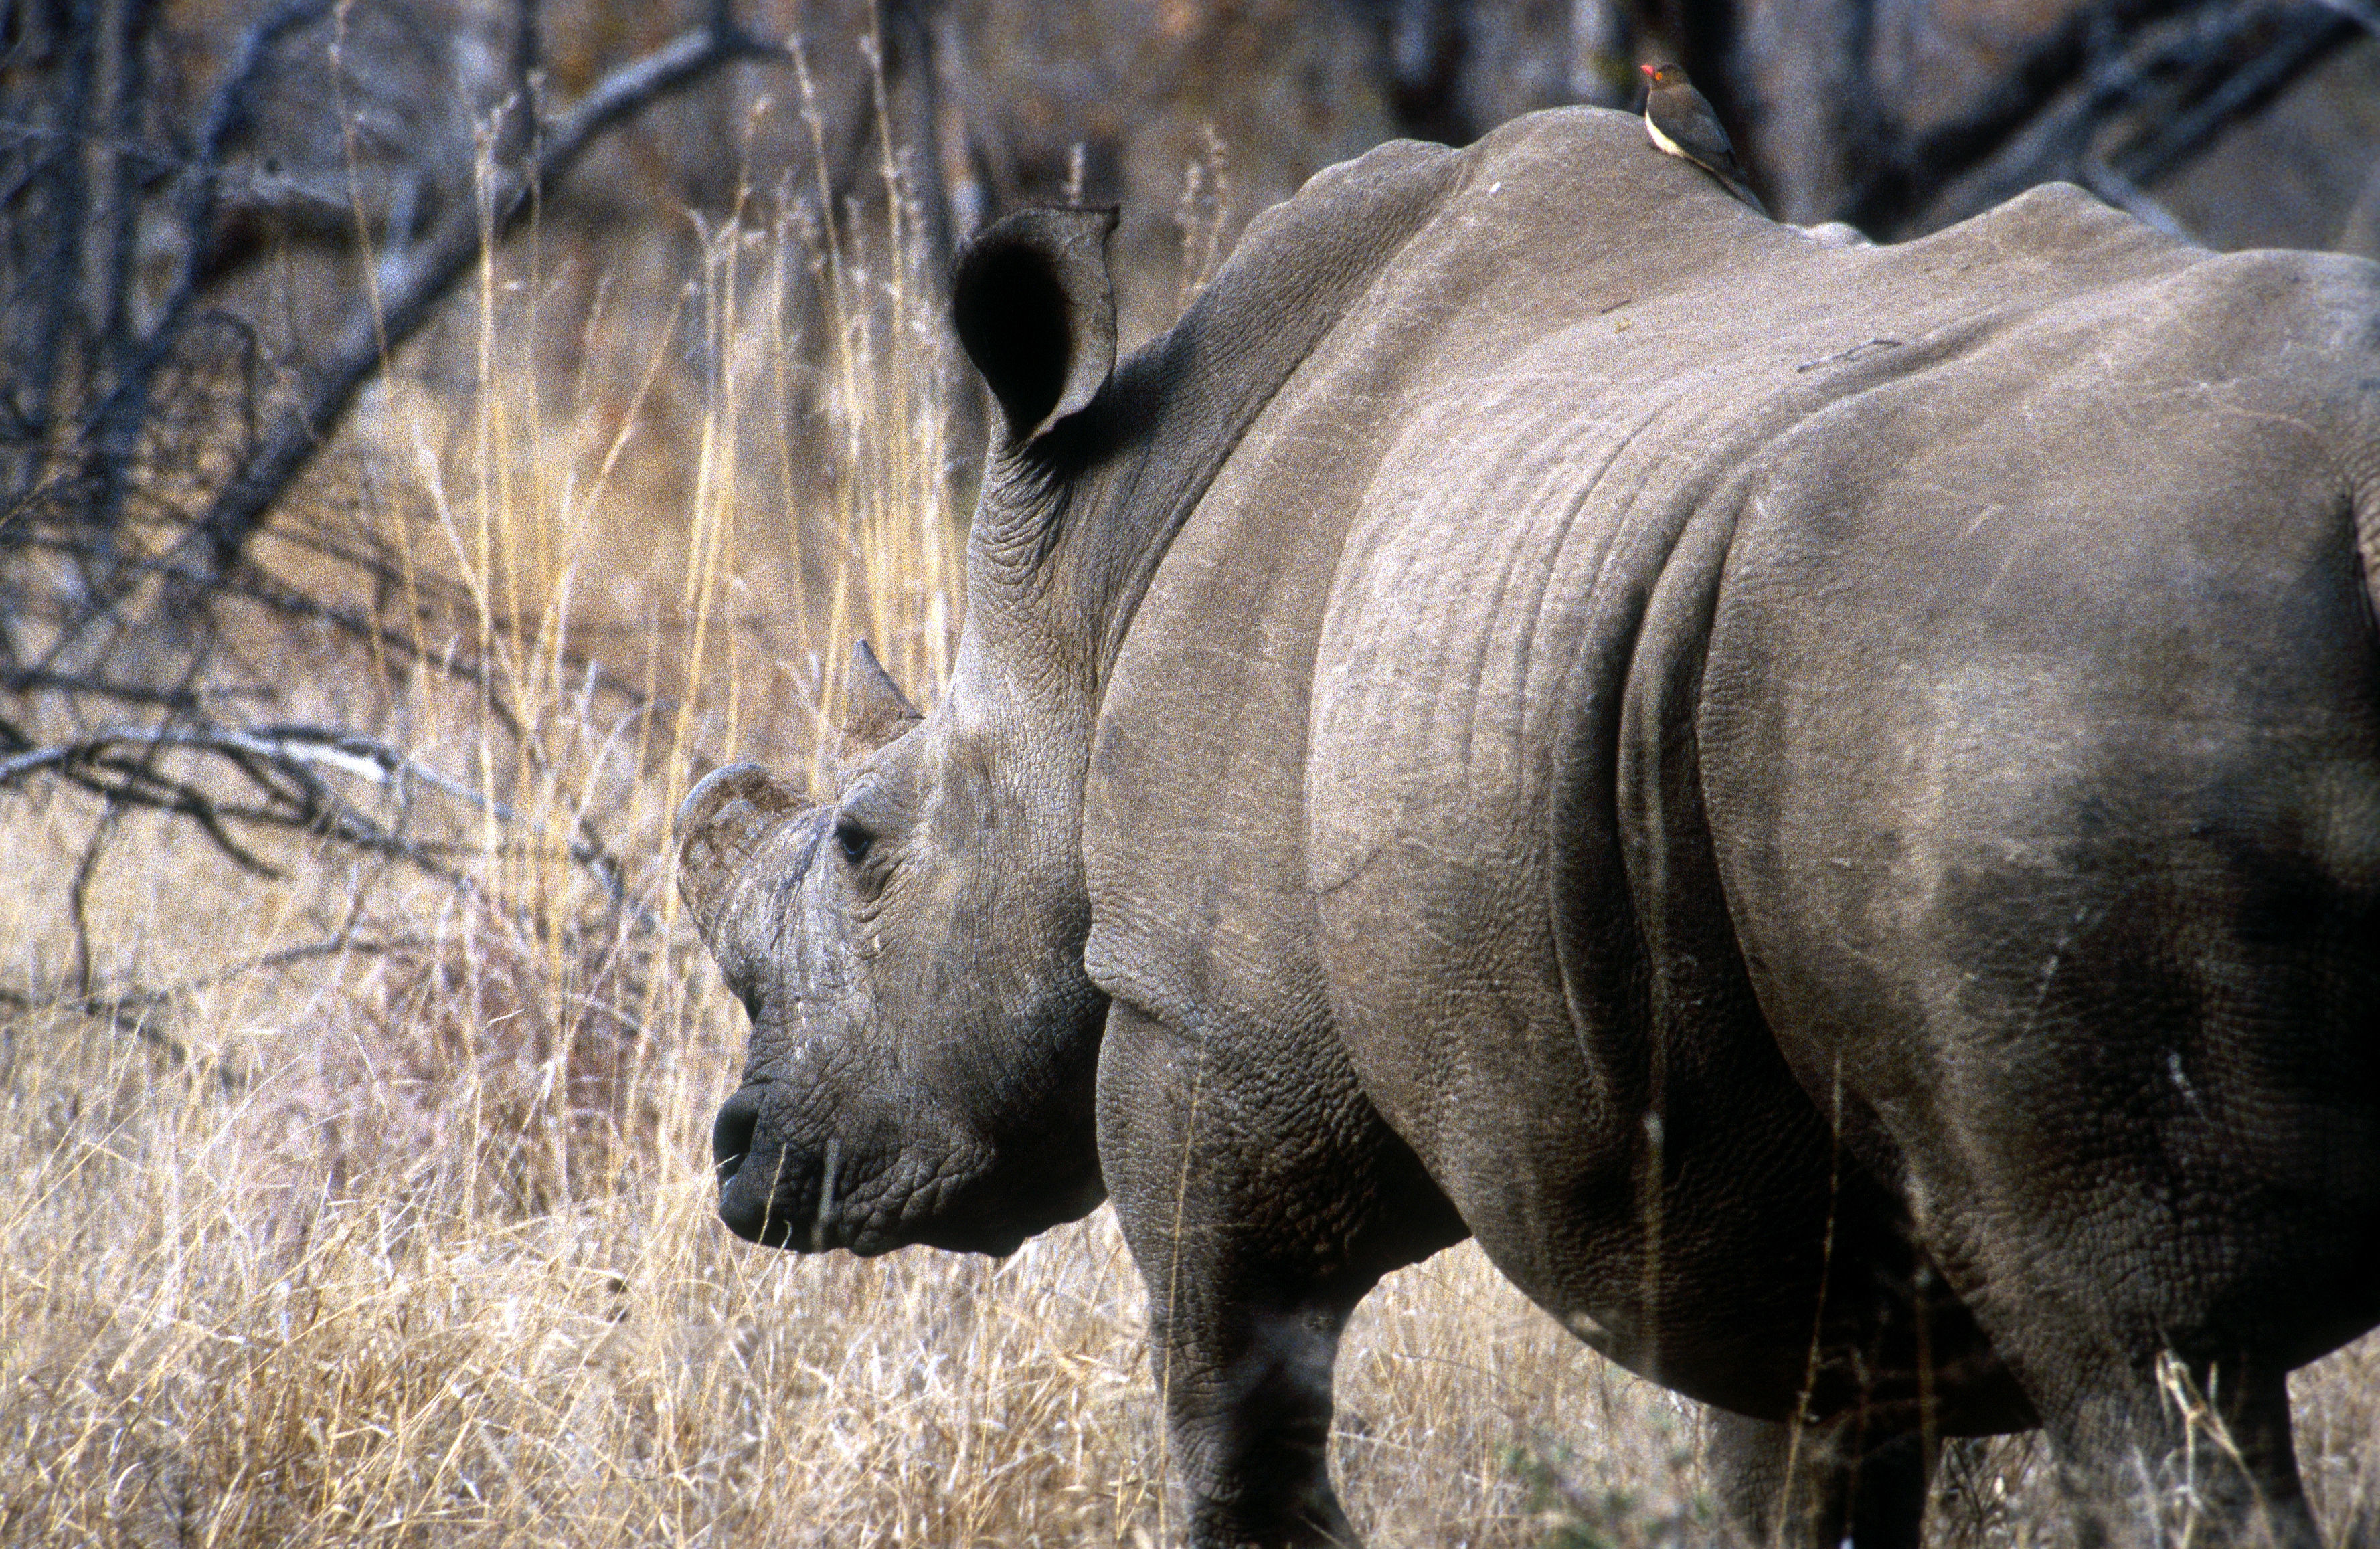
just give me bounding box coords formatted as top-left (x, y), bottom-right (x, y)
top-left (966, 134), bottom-right (1472, 708)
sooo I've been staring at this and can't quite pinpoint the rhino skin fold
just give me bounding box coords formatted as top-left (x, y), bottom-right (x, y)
top-left (677, 110), bottom-right (2380, 1549)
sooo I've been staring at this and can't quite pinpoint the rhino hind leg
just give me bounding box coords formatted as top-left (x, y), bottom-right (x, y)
top-left (1707, 1409), bottom-right (1930, 1549)
top-left (2033, 1363), bottom-right (2324, 1549)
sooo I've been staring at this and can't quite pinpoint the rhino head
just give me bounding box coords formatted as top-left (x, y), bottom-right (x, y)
top-left (676, 161), bottom-right (1451, 1255)
top-left (675, 208), bottom-right (1125, 1256)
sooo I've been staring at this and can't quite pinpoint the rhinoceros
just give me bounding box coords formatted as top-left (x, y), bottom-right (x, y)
top-left (675, 107), bottom-right (2380, 1548)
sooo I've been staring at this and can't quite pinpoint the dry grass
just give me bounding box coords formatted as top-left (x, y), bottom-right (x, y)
top-left (2, 110), bottom-right (2375, 1549)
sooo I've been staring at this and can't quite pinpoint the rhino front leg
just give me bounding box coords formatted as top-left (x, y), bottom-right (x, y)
top-left (1152, 1291), bottom-right (1360, 1548)
top-left (1707, 1409), bottom-right (1930, 1549)
top-left (1098, 1001), bottom-right (1463, 1548)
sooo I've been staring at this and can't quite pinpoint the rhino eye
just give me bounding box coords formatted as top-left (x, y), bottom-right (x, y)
top-left (835, 819), bottom-right (873, 867)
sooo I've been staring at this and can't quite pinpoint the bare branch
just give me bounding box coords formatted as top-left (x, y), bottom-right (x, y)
top-left (96, 0), bottom-right (161, 365)
top-left (8, 521), bottom-right (673, 753)
top-left (0, 933), bottom-right (419, 1088)
top-left (15, 0), bottom-right (102, 498)
top-left (2312, 0), bottom-right (2380, 35)
top-left (1834, 0), bottom-right (2197, 234)
top-left (2114, 4), bottom-right (2357, 188)
top-left (186, 17), bottom-right (799, 575)
top-left (78, 0), bottom-right (340, 526)
top-left (0, 979), bottom-right (224, 1079)
top-left (2082, 157), bottom-right (2191, 238)
top-left (1894, 1), bottom-right (2353, 234)
top-left (0, 723), bottom-right (655, 923)
top-left (67, 796), bottom-right (121, 996)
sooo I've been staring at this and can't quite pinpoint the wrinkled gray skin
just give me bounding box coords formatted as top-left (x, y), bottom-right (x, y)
top-left (678, 109), bottom-right (2380, 1549)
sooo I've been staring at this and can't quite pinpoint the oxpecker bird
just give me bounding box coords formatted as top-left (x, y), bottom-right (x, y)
top-left (1640, 63), bottom-right (1769, 217)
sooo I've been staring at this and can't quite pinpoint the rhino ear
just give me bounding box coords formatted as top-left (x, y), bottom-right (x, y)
top-left (839, 638), bottom-right (922, 761)
top-left (677, 763), bottom-right (812, 947)
top-left (952, 207), bottom-right (1118, 444)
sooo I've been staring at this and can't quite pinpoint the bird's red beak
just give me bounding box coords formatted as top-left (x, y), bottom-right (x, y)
top-left (1641, 64), bottom-right (1656, 77)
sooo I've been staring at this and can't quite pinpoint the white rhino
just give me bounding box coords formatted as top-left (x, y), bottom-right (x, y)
top-left (677, 108), bottom-right (2380, 1548)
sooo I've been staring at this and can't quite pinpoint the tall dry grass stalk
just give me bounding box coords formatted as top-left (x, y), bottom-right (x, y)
top-left (3, 70), bottom-right (2375, 1549)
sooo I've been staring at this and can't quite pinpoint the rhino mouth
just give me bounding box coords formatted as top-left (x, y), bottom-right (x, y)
top-left (704, 1080), bottom-right (1094, 1256)
top-left (710, 1087), bottom-right (1049, 1257)
top-left (712, 1087), bottom-right (855, 1251)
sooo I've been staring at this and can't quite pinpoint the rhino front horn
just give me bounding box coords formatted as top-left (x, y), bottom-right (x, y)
top-left (840, 639), bottom-right (922, 761)
top-left (676, 763), bottom-right (812, 946)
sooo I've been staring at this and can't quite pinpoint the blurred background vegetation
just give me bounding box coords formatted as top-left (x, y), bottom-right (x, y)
top-left (5, 0), bottom-right (2378, 749)
top-left (8, 0), bottom-right (2379, 595)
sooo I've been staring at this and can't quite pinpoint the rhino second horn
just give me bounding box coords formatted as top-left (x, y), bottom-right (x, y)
top-left (676, 763), bottom-right (811, 944)
top-left (840, 639), bottom-right (923, 760)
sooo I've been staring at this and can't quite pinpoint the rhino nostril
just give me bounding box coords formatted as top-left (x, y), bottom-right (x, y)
top-left (713, 1089), bottom-right (761, 1182)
